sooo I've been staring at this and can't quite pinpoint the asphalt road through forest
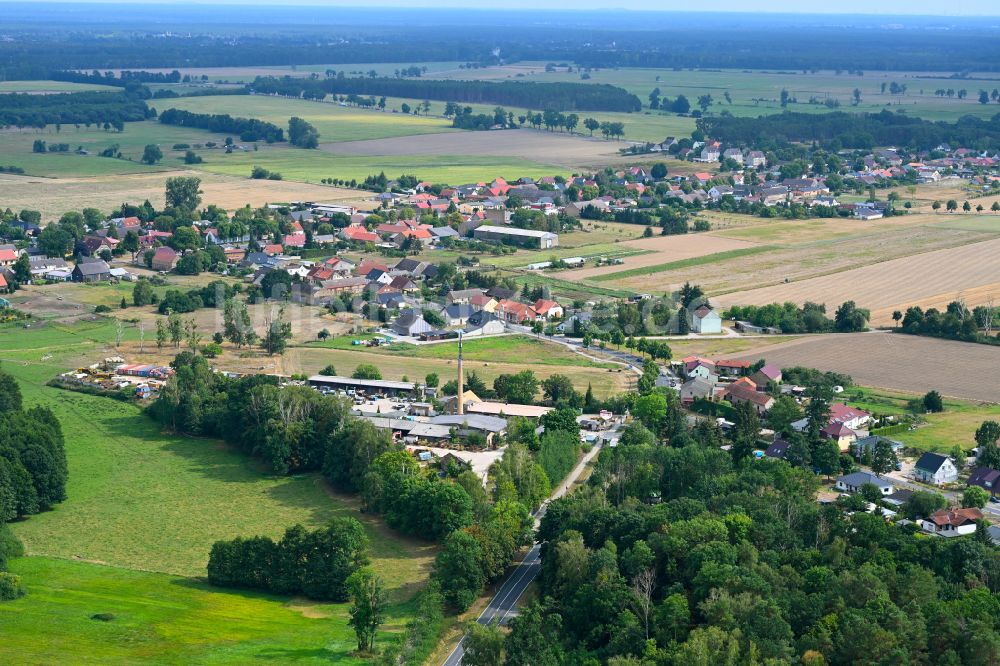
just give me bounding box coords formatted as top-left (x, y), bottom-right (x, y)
top-left (441, 439), bottom-right (604, 665)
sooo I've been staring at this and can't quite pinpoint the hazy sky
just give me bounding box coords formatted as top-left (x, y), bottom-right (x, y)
top-left (11, 0), bottom-right (1000, 16)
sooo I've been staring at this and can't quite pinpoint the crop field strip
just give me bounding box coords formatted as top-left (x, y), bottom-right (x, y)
top-left (732, 332), bottom-right (1000, 404)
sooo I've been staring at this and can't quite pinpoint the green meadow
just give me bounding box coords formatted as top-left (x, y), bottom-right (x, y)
top-left (841, 385), bottom-right (1000, 454)
top-left (0, 80), bottom-right (120, 93)
top-left (191, 145), bottom-right (564, 186)
top-left (153, 94), bottom-right (457, 143)
top-left (0, 122), bottom-right (214, 177)
top-left (0, 320), bottom-right (432, 664)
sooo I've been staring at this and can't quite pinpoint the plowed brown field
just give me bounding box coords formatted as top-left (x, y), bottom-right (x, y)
top-left (731, 332), bottom-right (1000, 403)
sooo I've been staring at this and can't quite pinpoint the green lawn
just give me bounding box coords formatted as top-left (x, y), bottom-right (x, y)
top-left (0, 319), bottom-right (433, 663)
top-left (0, 557), bottom-right (405, 665)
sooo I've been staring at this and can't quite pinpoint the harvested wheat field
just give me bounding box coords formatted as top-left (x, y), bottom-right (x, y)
top-left (0, 171), bottom-right (368, 219)
top-left (325, 128), bottom-right (624, 166)
top-left (606, 225), bottom-right (994, 298)
top-left (707, 212), bottom-right (944, 244)
top-left (713, 235), bottom-right (1000, 325)
top-left (554, 234), bottom-right (761, 280)
top-left (731, 332), bottom-right (1000, 403)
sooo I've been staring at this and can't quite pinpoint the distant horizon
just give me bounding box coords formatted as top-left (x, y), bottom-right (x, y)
top-left (4, 0), bottom-right (1000, 18)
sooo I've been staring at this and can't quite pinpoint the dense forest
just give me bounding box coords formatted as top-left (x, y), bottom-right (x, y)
top-left (248, 76), bottom-right (642, 113)
top-left (51, 69), bottom-right (184, 87)
top-left (0, 90), bottom-right (152, 129)
top-left (157, 108), bottom-right (285, 143)
top-left (4, 11), bottom-right (1000, 76)
top-left (511, 449), bottom-right (1000, 665)
top-left (697, 110), bottom-right (1000, 151)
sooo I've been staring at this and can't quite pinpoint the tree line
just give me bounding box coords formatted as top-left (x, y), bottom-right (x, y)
top-left (0, 370), bottom-right (68, 601)
top-left (157, 108), bottom-right (285, 143)
top-left (698, 109), bottom-right (1000, 152)
top-left (207, 518), bottom-right (369, 601)
top-left (249, 75), bottom-right (642, 113)
top-left (724, 301), bottom-right (870, 334)
top-left (0, 90), bottom-right (152, 130)
top-left (52, 69), bottom-right (183, 87)
top-left (898, 301), bottom-right (1000, 346)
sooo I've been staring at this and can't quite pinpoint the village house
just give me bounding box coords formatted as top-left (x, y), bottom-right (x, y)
top-left (691, 305), bottom-right (722, 334)
top-left (393, 310), bottom-right (433, 337)
top-left (698, 143), bottom-right (721, 162)
top-left (836, 471), bottom-right (894, 495)
top-left (150, 247), bottom-right (178, 272)
top-left (340, 226), bottom-right (380, 244)
top-left (683, 357), bottom-right (716, 381)
top-left (496, 299), bottom-right (537, 324)
top-left (764, 439), bottom-right (790, 460)
top-left (722, 148), bottom-right (744, 164)
top-left (913, 452), bottom-right (959, 485)
top-left (715, 359), bottom-right (751, 377)
top-left (463, 311), bottom-right (506, 337)
top-left (822, 422), bottom-right (859, 452)
top-left (29, 256), bottom-right (69, 277)
top-left (533, 299), bottom-right (564, 320)
top-left (746, 151), bottom-right (767, 168)
top-left (968, 467), bottom-right (1000, 497)
top-left (444, 303), bottom-right (475, 327)
top-left (72, 258), bottom-right (112, 283)
top-left (446, 288), bottom-right (485, 306)
top-left (920, 507), bottom-right (983, 537)
top-left (749, 363), bottom-right (782, 387)
top-left (724, 383), bottom-right (774, 415)
top-left (0, 248), bottom-right (19, 269)
top-left (680, 377), bottom-right (718, 405)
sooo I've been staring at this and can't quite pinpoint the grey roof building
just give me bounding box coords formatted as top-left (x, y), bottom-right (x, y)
top-left (393, 310), bottom-right (433, 337)
top-left (836, 471), bottom-right (894, 495)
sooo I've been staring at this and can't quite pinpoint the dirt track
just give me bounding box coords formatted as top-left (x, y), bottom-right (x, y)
top-left (732, 332), bottom-right (1000, 403)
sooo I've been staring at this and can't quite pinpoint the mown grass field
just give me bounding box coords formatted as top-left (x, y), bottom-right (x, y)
top-left (0, 122), bottom-right (216, 177)
top-left (307, 334), bottom-right (616, 369)
top-left (0, 557), bottom-right (406, 665)
top-left (0, 319), bottom-right (432, 664)
top-left (838, 386), bottom-right (1000, 453)
top-left (189, 145), bottom-right (564, 187)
